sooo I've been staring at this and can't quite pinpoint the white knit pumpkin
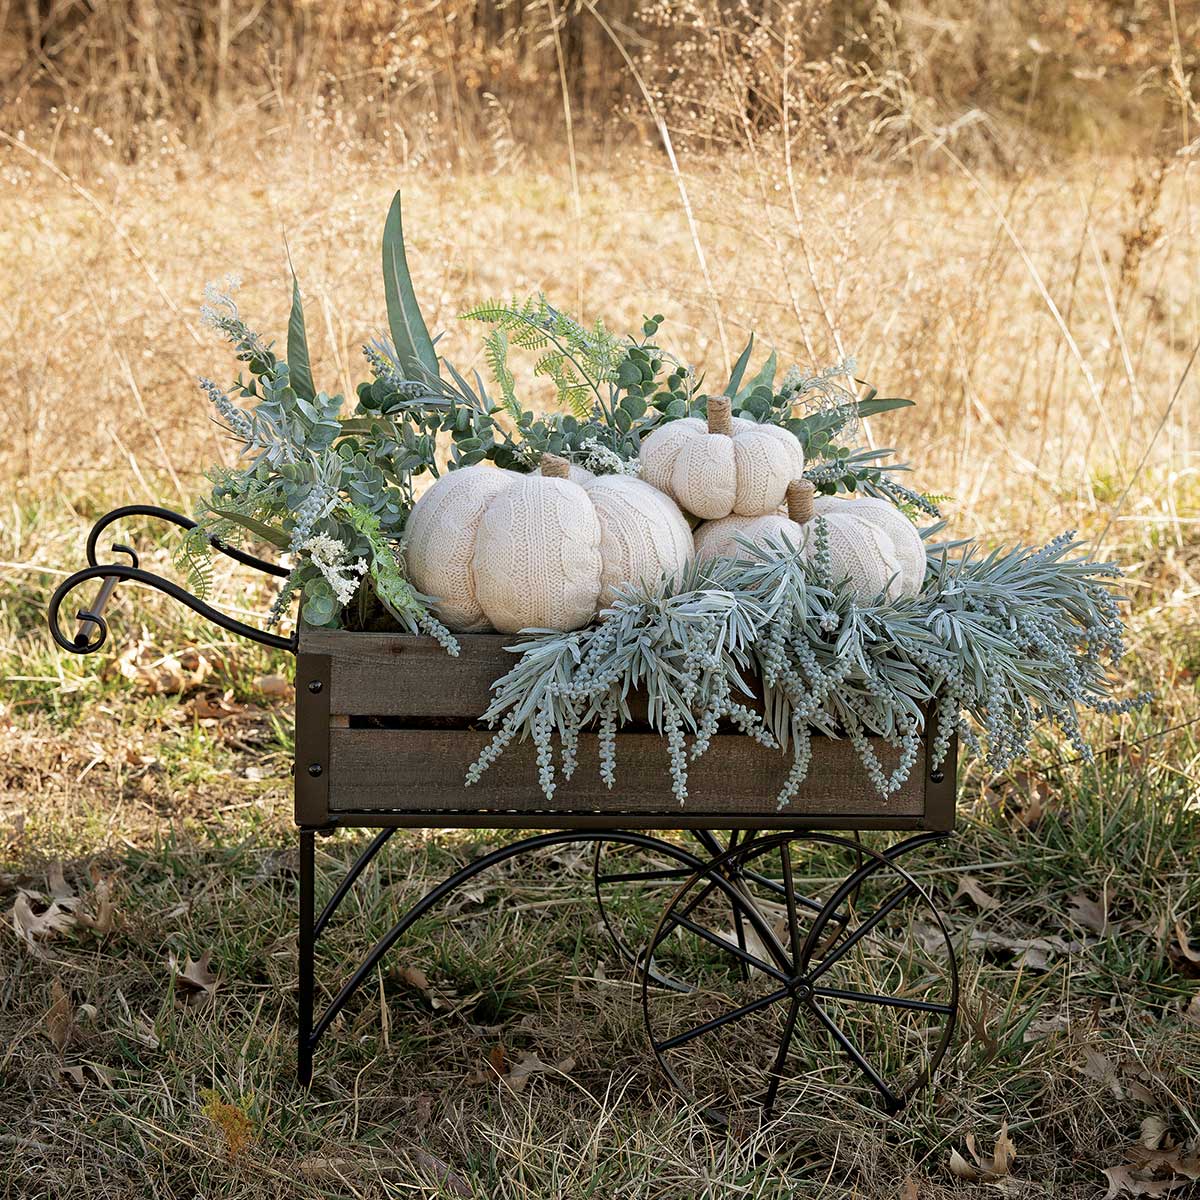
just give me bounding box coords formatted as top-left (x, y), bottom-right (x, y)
top-left (639, 395), bottom-right (805, 520)
top-left (693, 481), bottom-right (926, 602)
top-left (404, 456), bottom-right (693, 633)
top-left (693, 479), bottom-right (814, 563)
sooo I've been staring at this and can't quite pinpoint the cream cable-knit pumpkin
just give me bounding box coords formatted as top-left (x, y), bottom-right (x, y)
top-left (405, 455), bottom-right (693, 633)
top-left (638, 395), bottom-right (805, 520)
top-left (694, 480), bottom-right (927, 602)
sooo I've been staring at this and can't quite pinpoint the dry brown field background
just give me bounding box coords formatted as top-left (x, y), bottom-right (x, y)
top-left (1, 3), bottom-right (1199, 1197)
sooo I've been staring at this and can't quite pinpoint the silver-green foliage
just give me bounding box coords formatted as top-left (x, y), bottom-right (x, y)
top-left (467, 530), bottom-right (1149, 806)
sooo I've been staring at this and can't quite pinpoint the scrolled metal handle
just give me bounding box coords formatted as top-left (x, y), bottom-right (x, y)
top-left (48, 506), bottom-right (297, 656)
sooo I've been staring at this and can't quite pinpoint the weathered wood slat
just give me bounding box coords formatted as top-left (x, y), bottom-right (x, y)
top-left (300, 629), bottom-right (512, 717)
top-left (326, 728), bottom-right (925, 818)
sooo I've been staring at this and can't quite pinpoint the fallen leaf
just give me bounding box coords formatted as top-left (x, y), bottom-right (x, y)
top-left (174, 950), bottom-right (218, 1006)
top-left (407, 1147), bottom-right (472, 1198)
top-left (1082, 1047), bottom-right (1123, 1096)
top-left (1141, 1117), bottom-right (1169, 1150)
top-left (969, 929), bottom-right (1073, 971)
top-left (58, 1064), bottom-right (87, 1088)
top-left (948, 1148), bottom-right (982, 1181)
top-left (504, 1050), bottom-right (576, 1094)
top-left (47, 862), bottom-right (78, 905)
top-left (11, 891), bottom-right (77, 950)
top-left (396, 965), bottom-right (431, 995)
top-left (953, 874), bottom-right (999, 911)
top-left (45, 981), bottom-right (74, 1052)
top-left (898, 1179), bottom-right (919, 1200)
top-left (992, 1121), bottom-right (1017, 1174)
top-left (1103, 1165), bottom-right (1188, 1198)
top-left (1069, 893), bottom-right (1109, 936)
top-left (76, 876), bottom-right (116, 935)
top-left (1184, 994), bottom-right (1200, 1027)
top-left (1172, 922), bottom-right (1200, 976)
top-left (252, 673), bottom-right (293, 698)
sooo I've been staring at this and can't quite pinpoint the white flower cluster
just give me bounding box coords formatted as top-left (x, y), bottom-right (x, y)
top-left (301, 533), bottom-right (367, 607)
top-left (577, 437), bottom-right (640, 477)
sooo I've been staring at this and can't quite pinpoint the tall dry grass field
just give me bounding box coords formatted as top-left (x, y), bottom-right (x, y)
top-left (1, 3), bottom-right (1199, 1197)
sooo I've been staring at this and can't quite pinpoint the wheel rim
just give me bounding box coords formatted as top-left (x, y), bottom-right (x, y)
top-left (640, 832), bottom-right (958, 1127)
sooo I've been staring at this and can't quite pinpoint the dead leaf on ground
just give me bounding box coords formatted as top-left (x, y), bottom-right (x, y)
top-left (76, 876), bottom-right (117, 935)
top-left (953, 874), bottom-right (999, 911)
top-left (251, 673), bottom-right (293, 699)
top-left (1069, 892), bottom-right (1110, 936)
top-left (1183, 994), bottom-right (1200, 1026)
top-left (468, 1045), bottom-right (575, 1093)
top-left (1171, 922), bottom-right (1200, 977)
top-left (174, 950), bottom-right (219, 1007)
top-left (1103, 1165), bottom-right (1189, 1198)
top-left (949, 1121), bottom-right (1017, 1182)
top-left (11, 891), bottom-right (77, 951)
top-left (57, 1061), bottom-right (114, 1090)
top-left (45, 980), bottom-right (74, 1052)
top-left (898, 1179), bottom-right (919, 1200)
top-left (969, 928), bottom-right (1074, 971)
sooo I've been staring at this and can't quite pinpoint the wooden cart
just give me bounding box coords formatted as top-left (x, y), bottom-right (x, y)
top-left (52, 505), bottom-right (960, 1125)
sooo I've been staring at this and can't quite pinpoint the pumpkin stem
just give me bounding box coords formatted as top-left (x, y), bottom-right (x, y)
top-left (786, 479), bottom-right (816, 524)
top-left (706, 395), bottom-right (733, 436)
top-left (541, 452), bottom-right (571, 479)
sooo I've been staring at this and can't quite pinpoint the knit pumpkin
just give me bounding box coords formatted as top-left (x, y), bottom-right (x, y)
top-left (404, 455), bottom-right (693, 633)
top-left (639, 395), bottom-right (805, 520)
top-left (694, 480), bottom-right (927, 602)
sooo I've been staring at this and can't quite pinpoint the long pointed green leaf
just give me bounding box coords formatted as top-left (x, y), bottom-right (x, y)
top-left (207, 508), bottom-right (292, 549)
top-left (735, 348), bottom-right (777, 403)
top-left (287, 268), bottom-right (316, 402)
top-left (382, 191), bottom-right (439, 381)
top-left (723, 334), bottom-right (755, 397)
top-left (856, 397), bottom-right (915, 418)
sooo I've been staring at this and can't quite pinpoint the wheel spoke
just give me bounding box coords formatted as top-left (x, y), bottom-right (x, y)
top-left (655, 984), bottom-right (791, 1051)
top-left (761, 995), bottom-right (802, 1114)
top-left (668, 912), bottom-right (791, 983)
top-left (778, 842), bottom-right (804, 970)
top-left (808, 881), bottom-right (917, 982)
top-left (804, 997), bottom-right (900, 1111)
top-left (677, 876), bottom-right (720, 922)
top-left (813, 985), bottom-right (953, 1015)
top-left (595, 866), bottom-right (695, 885)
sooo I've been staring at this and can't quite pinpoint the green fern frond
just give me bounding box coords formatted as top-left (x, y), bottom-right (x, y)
top-left (483, 328), bottom-right (522, 425)
top-left (173, 525), bottom-right (216, 600)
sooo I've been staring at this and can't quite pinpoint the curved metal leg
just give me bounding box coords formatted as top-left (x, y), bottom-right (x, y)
top-left (300, 829), bottom-right (716, 1083)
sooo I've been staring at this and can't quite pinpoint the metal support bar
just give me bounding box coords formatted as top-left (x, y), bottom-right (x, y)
top-left (298, 829), bottom-right (315, 1088)
top-left (296, 828), bottom-right (721, 1084)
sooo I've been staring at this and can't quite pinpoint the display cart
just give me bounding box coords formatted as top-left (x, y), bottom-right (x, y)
top-left (50, 505), bottom-right (959, 1125)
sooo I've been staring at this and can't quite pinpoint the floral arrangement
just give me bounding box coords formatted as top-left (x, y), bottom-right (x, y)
top-left (183, 192), bottom-right (1148, 806)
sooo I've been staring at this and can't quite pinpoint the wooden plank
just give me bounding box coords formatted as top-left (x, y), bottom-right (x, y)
top-left (299, 629), bottom-right (512, 717)
top-left (327, 728), bottom-right (926, 821)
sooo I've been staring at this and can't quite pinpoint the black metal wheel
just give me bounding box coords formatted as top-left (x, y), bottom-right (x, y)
top-left (593, 831), bottom-right (823, 992)
top-left (640, 832), bottom-right (958, 1126)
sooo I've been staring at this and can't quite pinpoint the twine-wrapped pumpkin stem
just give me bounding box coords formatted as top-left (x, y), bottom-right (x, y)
top-left (706, 395), bottom-right (733, 436)
top-left (541, 452), bottom-right (571, 479)
top-left (786, 479), bottom-right (816, 524)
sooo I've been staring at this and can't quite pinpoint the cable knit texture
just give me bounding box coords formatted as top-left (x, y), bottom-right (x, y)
top-left (405, 464), bottom-right (695, 633)
top-left (473, 475), bottom-right (602, 633)
top-left (638, 413), bottom-right (804, 519)
top-left (587, 475), bottom-right (694, 607)
top-left (693, 511), bottom-right (802, 562)
top-left (691, 492), bottom-right (925, 601)
top-left (808, 495), bottom-right (927, 602)
top-left (403, 465), bottom-right (512, 631)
